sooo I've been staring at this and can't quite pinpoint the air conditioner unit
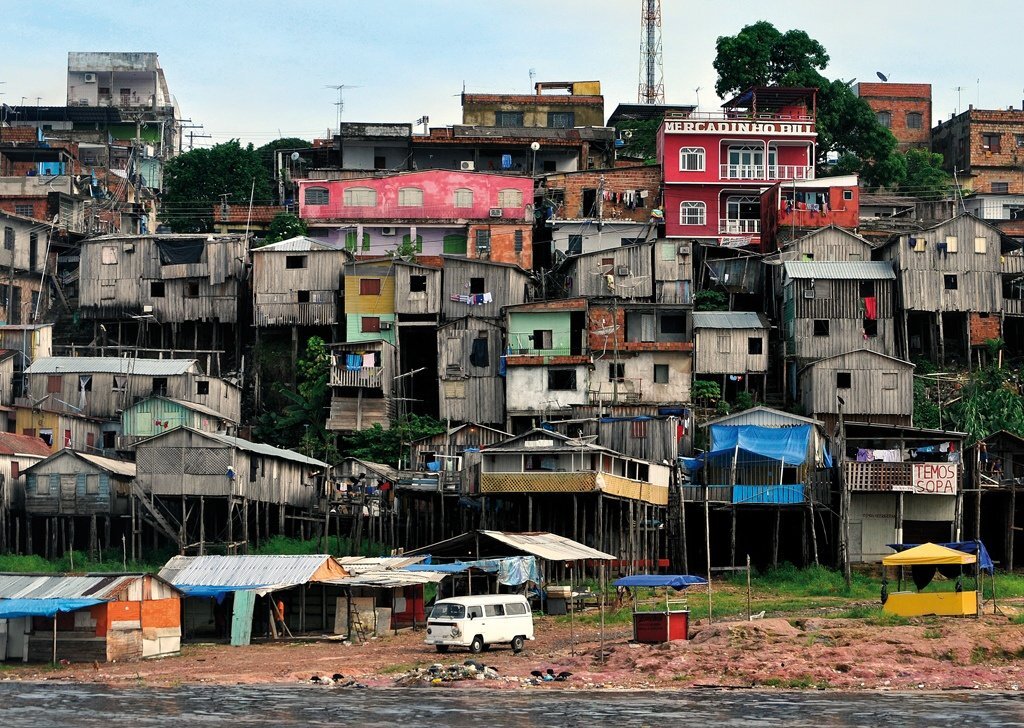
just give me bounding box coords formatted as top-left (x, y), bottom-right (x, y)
top-left (77, 99), bottom-right (90, 106)
top-left (489, 208), bottom-right (503, 218)
top-left (83, 73), bottom-right (97, 83)
top-left (616, 265), bottom-right (630, 276)
top-left (460, 161), bottom-right (475, 171)
top-left (678, 243), bottom-right (691, 256)
top-left (380, 227), bottom-right (396, 236)
top-left (379, 321), bottom-right (393, 330)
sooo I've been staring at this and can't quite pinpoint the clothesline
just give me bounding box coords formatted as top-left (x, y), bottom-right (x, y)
top-left (450, 292), bottom-right (493, 305)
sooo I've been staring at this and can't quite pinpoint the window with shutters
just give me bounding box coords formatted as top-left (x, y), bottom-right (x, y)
top-left (86, 474), bottom-right (100, 495)
top-left (47, 375), bottom-right (62, 393)
top-left (360, 278), bottom-right (381, 296)
top-left (717, 335), bottom-right (731, 353)
top-left (975, 237), bottom-right (988, 254)
top-left (679, 201), bottom-right (706, 226)
top-left (101, 246), bottom-right (118, 264)
top-left (10, 461), bottom-right (18, 480)
top-left (497, 189), bottom-right (523, 208)
top-left (361, 317), bottom-right (381, 333)
top-left (398, 187), bottom-right (423, 207)
top-left (344, 187), bottom-right (377, 206)
top-left (453, 188), bottom-right (473, 208)
top-left (906, 112), bottom-right (923, 129)
top-left (945, 236), bottom-right (958, 253)
top-left (443, 234), bottom-right (467, 254)
top-left (305, 187), bottom-right (329, 205)
top-left (3, 227), bottom-right (13, 251)
top-left (678, 147), bottom-right (705, 171)
top-left (514, 229), bottom-right (524, 252)
top-left (882, 372), bottom-right (898, 390)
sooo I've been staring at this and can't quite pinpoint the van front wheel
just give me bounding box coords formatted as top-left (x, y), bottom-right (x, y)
top-left (469, 635), bottom-right (484, 653)
top-left (435, 645), bottom-right (449, 654)
top-left (511, 635), bottom-right (525, 654)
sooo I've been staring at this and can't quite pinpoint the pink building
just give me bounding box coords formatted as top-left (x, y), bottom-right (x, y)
top-left (658, 87), bottom-right (818, 250)
top-left (297, 170), bottom-right (534, 267)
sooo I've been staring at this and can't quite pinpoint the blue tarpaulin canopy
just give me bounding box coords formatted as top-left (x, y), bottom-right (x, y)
top-left (0, 597), bottom-right (106, 619)
top-left (613, 574), bottom-right (707, 590)
top-left (888, 541), bottom-right (994, 574)
top-left (710, 424), bottom-right (812, 466)
top-left (405, 556), bottom-right (540, 585)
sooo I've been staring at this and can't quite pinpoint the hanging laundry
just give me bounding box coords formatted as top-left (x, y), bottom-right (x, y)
top-left (346, 353), bottom-right (361, 371)
top-left (873, 449), bottom-right (901, 462)
top-left (856, 448), bottom-right (870, 462)
top-left (482, 292), bottom-right (493, 304)
top-left (470, 337), bottom-right (489, 367)
top-left (864, 296), bottom-right (877, 320)
top-left (939, 442), bottom-right (949, 453)
top-left (362, 353), bottom-right (375, 368)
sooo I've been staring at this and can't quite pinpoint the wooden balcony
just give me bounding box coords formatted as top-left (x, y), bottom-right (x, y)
top-left (843, 461), bottom-right (912, 492)
top-left (480, 470), bottom-right (667, 505)
top-left (330, 366), bottom-right (384, 389)
top-left (255, 302), bottom-right (337, 327)
top-left (1005, 298), bottom-right (1024, 316)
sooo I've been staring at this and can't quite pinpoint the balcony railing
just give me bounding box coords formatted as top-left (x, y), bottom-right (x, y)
top-left (331, 366), bottom-right (384, 388)
top-left (588, 378), bottom-right (643, 404)
top-left (719, 218), bottom-right (761, 234)
top-left (1003, 255), bottom-right (1024, 275)
top-left (719, 164), bottom-right (815, 181)
top-left (844, 461), bottom-right (912, 492)
top-left (1005, 299), bottom-right (1024, 316)
top-left (301, 202), bottom-right (526, 221)
top-left (668, 110), bottom-right (815, 123)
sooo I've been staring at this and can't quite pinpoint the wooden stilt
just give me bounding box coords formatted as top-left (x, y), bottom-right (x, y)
top-left (772, 509), bottom-right (780, 568)
top-left (89, 514), bottom-right (98, 561)
top-left (1010, 483), bottom-right (1017, 572)
top-left (243, 497), bottom-right (250, 553)
top-left (730, 507), bottom-right (737, 568)
top-left (199, 496), bottom-right (206, 556)
top-left (809, 500), bottom-right (819, 566)
top-left (26, 515), bottom-right (32, 557)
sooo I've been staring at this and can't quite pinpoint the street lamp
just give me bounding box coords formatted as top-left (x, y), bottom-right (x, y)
top-left (530, 141), bottom-right (540, 178)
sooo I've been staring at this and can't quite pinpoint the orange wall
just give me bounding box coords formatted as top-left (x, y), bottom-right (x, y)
top-left (141, 598), bottom-right (181, 629)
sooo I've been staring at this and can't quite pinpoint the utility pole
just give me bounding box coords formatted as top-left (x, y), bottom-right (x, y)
top-left (180, 123), bottom-right (210, 151)
top-left (326, 84), bottom-right (362, 135)
top-left (837, 396), bottom-right (851, 589)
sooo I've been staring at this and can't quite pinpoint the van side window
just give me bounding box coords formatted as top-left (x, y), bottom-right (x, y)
top-left (505, 602), bottom-right (528, 615)
top-left (467, 606), bottom-right (483, 619)
top-left (484, 604), bottom-right (505, 617)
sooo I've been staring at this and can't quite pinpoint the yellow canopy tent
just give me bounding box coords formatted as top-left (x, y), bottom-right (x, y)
top-left (882, 542), bottom-right (977, 568)
top-left (882, 542), bottom-right (979, 617)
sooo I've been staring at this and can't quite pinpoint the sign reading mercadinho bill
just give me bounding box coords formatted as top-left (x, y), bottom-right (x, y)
top-left (665, 120), bottom-right (814, 136)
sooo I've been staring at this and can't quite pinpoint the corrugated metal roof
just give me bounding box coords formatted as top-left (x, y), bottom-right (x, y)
top-left (0, 432), bottom-right (51, 457)
top-left (783, 261), bottom-right (895, 280)
top-left (479, 531), bottom-right (615, 561)
top-left (0, 573), bottom-right (142, 599)
top-left (159, 555), bottom-right (338, 588)
top-left (200, 431), bottom-right (329, 468)
top-left (692, 311), bottom-right (768, 329)
top-left (252, 236), bottom-right (343, 253)
top-left (328, 570), bottom-right (446, 588)
top-left (75, 452), bottom-right (136, 477)
top-left (25, 357), bottom-right (198, 375)
top-left (705, 406), bottom-right (822, 428)
top-left (138, 396), bottom-right (236, 423)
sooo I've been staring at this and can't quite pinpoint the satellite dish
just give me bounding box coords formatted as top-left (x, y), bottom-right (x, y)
top-left (876, 72), bottom-right (889, 82)
top-left (290, 151), bottom-right (300, 161)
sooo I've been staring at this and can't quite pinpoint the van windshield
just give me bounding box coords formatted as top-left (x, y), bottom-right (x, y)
top-left (430, 603), bottom-right (466, 619)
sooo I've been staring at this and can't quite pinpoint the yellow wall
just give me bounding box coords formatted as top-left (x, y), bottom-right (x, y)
top-left (344, 276), bottom-right (395, 315)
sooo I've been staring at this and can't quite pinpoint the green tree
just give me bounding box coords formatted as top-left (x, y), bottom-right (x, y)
top-left (258, 213), bottom-right (308, 247)
top-left (161, 140), bottom-right (274, 232)
top-left (255, 137), bottom-right (312, 177)
top-left (339, 415), bottom-right (446, 468)
top-left (612, 118), bottom-right (661, 163)
top-left (694, 289), bottom-right (728, 311)
top-left (892, 148), bottom-right (952, 200)
top-left (254, 336), bottom-right (334, 459)
top-left (713, 21), bottom-right (900, 187)
top-left (949, 366), bottom-right (1024, 444)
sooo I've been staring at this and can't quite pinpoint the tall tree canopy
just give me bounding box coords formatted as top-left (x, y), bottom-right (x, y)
top-left (161, 140), bottom-right (274, 232)
top-left (713, 21), bottom-right (900, 187)
top-left (258, 213), bottom-right (308, 247)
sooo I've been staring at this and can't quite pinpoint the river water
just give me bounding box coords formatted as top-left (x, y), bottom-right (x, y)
top-left (1, 683), bottom-right (1022, 726)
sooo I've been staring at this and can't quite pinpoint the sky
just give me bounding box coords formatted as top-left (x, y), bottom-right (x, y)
top-left (3, 0), bottom-right (1023, 148)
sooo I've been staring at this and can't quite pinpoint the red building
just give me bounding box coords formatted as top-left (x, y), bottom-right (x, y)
top-left (759, 175), bottom-right (861, 250)
top-left (658, 87), bottom-right (818, 249)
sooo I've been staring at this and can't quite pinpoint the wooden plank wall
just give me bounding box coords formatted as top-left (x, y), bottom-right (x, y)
top-left (785, 278), bottom-right (897, 360)
top-left (441, 260), bottom-right (531, 320)
top-left (437, 318), bottom-right (505, 425)
top-left (694, 327), bottom-right (768, 374)
top-left (800, 351), bottom-right (913, 418)
top-left (394, 265), bottom-right (442, 316)
top-left (571, 244), bottom-right (654, 299)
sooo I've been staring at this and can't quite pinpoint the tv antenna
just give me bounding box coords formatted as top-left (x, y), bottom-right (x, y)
top-left (694, 86), bottom-right (701, 109)
top-left (326, 84), bottom-right (362, 134)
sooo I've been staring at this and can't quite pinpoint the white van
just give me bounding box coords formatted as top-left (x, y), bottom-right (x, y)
top-left (425, 594), bottom-right (534, 654)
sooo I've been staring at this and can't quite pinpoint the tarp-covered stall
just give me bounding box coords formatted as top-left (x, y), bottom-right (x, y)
top-left (881, 543), bottom-right (979, 617)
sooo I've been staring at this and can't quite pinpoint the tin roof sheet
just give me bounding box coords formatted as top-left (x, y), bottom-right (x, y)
top-left (0, 573), bottom-right (142, 600)
top-left (158, 555), bottom-right (338, 588)
top-left (75, 452), bottom-right (137, 477)
top-left (479, 530), bottom-right (615, 561)
top-left (199, 431), bottom-right (329, 468)
top-left (692, 311), bottom-right (769, 329)
top-left (782, 261), bottom-right (895, 280)
top-left (25, 357), bottom-right (197, 375)
top-left (252, 236), bottom-right (344, 253)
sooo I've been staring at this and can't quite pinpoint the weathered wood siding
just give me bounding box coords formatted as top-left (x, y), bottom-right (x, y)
top-left (799, 350), bottom-right (913, 419)
top-left (79, 235), bottom-right (247, 323)
top-left (394, 264), bottom-right (442, 316)
top-left (653, 240), bottom-right (694, 304)
top-left (0, 452), bottom-right (44, 509)
top-left (15, 409), bottom-right (105, 454)
top-left (0, 355), bottom-right (14, 406)
top-left (23, 369), bottom-right (241, 422)
top-left (253, 248), bottom-right (343, 326)
top-left (438, 318), bottom-right (505, 425)
top-left (694, 327), bottom-right (768, 374)
top-left (328, 340), bottom-right (397, 431)
top-left (134, 428), bottom-right (316, 508)
top-left (440, 259), bottom-right (532, 320)
top-left (570, 244), bottom-right (654, 299)
top-left (344, 261), bottom-right (396, 315)
top-left (883, 215), bottom-right (1003, 312)
top-left (784, 278), bottom-right (897, 360)
top-left (23, 453), bottom-right (127, 516)
top-left (121, 398), bottom-right (231, 442)
top-left (783, 227), bottom-right (874, 261)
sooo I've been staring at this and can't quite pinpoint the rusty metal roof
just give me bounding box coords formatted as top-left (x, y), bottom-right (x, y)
top-left (26, 356), bottom-right (197, 375)
top-left (0, 573), bottom-right (143, 599)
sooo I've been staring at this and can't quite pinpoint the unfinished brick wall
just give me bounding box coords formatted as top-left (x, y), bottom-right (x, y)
top-left (856, 83), bottom-right (932, 150)
top-left (970, 312), bottom-right (1002, 345)
top-left (466, 223), bottom-right (532, 268)
top-left (544, 165), bottom-right (661, 222)
top-left (933, 108), bottom-right (1024, 194)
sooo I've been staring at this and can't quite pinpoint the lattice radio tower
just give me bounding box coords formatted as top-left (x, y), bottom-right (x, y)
top-left (638, 0), bottom-right (665, 104)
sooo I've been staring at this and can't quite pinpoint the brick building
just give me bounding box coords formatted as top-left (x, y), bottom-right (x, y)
top-left (540, 165), bottom-right (661, 223)
top-left (932, 106), bottom-right (1024, 194)
top-left (855, 83), bottom-right (932, 150)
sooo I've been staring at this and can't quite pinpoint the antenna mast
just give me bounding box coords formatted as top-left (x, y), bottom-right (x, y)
top-left (638, 0), bottom-right (665, 104)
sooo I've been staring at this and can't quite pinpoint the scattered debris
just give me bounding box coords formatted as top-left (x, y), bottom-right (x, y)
top-left (392, 662), bottom-right (504, 686)
top-left (306, 674), bottom-right (366, 688)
